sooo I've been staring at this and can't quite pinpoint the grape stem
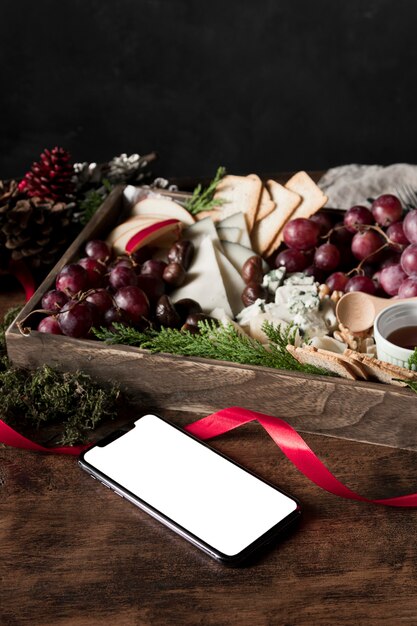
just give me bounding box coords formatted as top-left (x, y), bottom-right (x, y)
top-left (323, 222), bottom-right (401, 277)
top-left (16, 308), bottom-right (58, 336)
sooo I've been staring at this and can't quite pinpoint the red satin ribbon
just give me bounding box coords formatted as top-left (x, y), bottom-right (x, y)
top-left (8, 259), bottom-right (36, 301)
top-left (2, 406), bottom-right (417, 507)
top-left (0, 419), bottom-right (86, 456)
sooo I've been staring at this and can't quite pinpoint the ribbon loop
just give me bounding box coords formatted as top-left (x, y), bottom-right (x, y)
top-left (2, 406), bottom-right (417, 507)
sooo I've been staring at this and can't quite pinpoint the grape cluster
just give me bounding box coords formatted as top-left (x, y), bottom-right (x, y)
top-left (37, 238), bottom-right (204, 338)
top-left (275, 194), bottom-right (417, 298)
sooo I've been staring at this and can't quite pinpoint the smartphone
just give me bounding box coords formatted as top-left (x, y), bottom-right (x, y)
top-left (79, 413), bottom-right (300, 565)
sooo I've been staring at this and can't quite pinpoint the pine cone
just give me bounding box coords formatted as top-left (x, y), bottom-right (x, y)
top-left (106, 152), bottom-right (158, 184)
top-left (0, 179), bottom-right (75, 272)
top-left (19, 147), bottom-right (75, 201)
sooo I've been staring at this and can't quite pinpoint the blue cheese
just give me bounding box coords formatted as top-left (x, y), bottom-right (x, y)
top-left (262, 267), bottom-right (286, 295)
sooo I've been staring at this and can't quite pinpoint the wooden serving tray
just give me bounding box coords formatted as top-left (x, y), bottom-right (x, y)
top-left (6, 185), bottom-right (417, 451)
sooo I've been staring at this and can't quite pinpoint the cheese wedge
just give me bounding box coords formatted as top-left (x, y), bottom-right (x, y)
top-left (217, 212), bottom-right (251, 248)
top-left (217, 226), bottom-right (242, 244)
top-left (221, 240), bottom-right (268, 274)
top-left (185, 216), bottom-right (221, 249)
top-left (214, 247), bottom-right (247, 317)
top-left (171, 235), bottom-right (233, 318)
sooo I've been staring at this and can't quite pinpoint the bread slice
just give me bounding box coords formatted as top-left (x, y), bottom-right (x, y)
top-left (247, 174), bottom-right (276, 222)
top-left (251, 180), bottom-right (301, 256)
top-left (286, 345), bottom-right (357, 380)
top-left (284, 171), bottom-right (328, 221)
top-left (344, 349), bottom-right (417, 387)
top-left (313, 347), bottom-right (368, 380)
top-left (214, 175), bottom-right (262, 232)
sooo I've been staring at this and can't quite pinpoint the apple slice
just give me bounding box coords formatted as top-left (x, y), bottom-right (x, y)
top-left (107, 216), bottom-right (163, 246)
top-left (132, 198), bottom-right (195, 225)
top-left (125, 219), bottom-right (181, 255)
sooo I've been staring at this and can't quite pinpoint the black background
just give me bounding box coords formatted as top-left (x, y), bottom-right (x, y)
top-left (1, 0), bottom-right (416, 179)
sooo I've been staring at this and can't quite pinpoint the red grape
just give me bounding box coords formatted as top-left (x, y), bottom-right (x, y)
top-left (309, 212), bottom-right (333, 236)
top-left (37, 316), bottom-right (62, 334)
top-left (379, 263), bottom-right (407, 296)
top-left (114, 286), bottom-right (150, 324)
top-left (109, 265), bottom-right (138, 290)
top-left (274, 248), bottom-right (310, 273)
top-left (85, 240), bottom-right (111, 262)
top-left (331, 224), bottom-right (353, 247)
top-left (326, 272), bottom-right (349, 292)
top-left (56, 264), bottom-right (89, 295)
top-left (386, 221), bottom-right (409, 247)
top-left (304, 265), bottom-right (327, 283)
top-left (85, 289), bottom-right (114, 316)
top-left (130, 246), bottom-right (155, 264)
top-left (351, 230), bottom-right (384, 261)
top-left (345, 275), bottom-right (376, 295)
top-left (283, 218), bottom-right (320, 251)
top-left (41, 289), bottom-right (68, 311)
top-left (104, 306), bottom-right (126, 330)
top-left (371, 194), bottom-right (403, 227)
top-left (314, 243), bottom-right (340, 271)
top-left (58, 301), bottom-right (95, 338)
top-left (343, 205), bottom-right (373, 233)
top-left (400, 244), bottom-right (417, 277)
top-left (136, 275), bottom-right (165, 304)
top-left (141, 259), bottom-right (168, 279)
top-left (78, 257), bottom-right (106, 287)
top-left (380, 250), bottom-right (401, 269)
top-left (403, 210), bottom-right (417, 244)
top-left (111, 256), bottom-right (134, 269)
top-left (398, 277), bottom-right (417, 298)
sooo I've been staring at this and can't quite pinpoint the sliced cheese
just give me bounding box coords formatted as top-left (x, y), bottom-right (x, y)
top-left (217, 226), bottom-right (241, 244)
top-left (217, 212), bottom-right (251, 248)
top-left (221, 240), bottom-right (268, 274)
top-left (171, 235), bottom-right (233, 318)
top-left (185, 217), bottom-right (221, 249)
top-left (213, 246), bottom-right (247, 317)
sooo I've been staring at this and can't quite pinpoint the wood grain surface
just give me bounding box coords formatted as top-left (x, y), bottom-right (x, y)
top-left (2, 292), bottom-right (417, 625)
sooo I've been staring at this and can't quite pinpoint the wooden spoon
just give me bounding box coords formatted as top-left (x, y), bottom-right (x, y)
top-left (336, 292), bottom-right (417, 333)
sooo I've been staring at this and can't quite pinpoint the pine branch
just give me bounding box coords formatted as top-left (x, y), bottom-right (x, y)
top-left (94, 321), bottom-right (331, 377)
top-left (78, 179), bottom-right (113, 225)
top-left (185, 166), bottom-right (227, 215)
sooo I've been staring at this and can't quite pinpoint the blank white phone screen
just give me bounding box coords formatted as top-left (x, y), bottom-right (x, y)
top-left (84, 414), bottom-right (297, 556)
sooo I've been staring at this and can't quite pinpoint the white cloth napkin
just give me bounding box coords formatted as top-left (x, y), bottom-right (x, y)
top-left (318, 163), bottom-right (417, 210)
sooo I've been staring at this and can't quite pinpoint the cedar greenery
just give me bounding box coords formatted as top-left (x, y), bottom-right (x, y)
top-left (185, 166), bottom-right (227, 215)
top-left (0, 307), bottom-right (120, 446)
top-left (93, 320), bottom-right (331, 377)
top-left (78, 179), bottom-right (113, 225)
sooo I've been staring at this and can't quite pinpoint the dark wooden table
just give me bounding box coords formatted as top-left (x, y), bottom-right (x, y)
top-left (2, 290), bottom-right (417, 626)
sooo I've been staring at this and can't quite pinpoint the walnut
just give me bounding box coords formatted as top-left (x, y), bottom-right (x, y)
top-left (334, 323), bottom-right (375, 353)
top-left (330, 290), bottom-right (344, 303)
top-left (318, 283), bottom-right (330, 300)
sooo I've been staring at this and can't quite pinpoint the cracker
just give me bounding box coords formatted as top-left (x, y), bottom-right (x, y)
top-left (284, 170), bottom-right (328, 221)
top-left (214, 175), bottom-right (262, 232)
top-left (247, 174), bottom-right (276, 222)
top-left (251, 180), bottom-right (301, 256)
